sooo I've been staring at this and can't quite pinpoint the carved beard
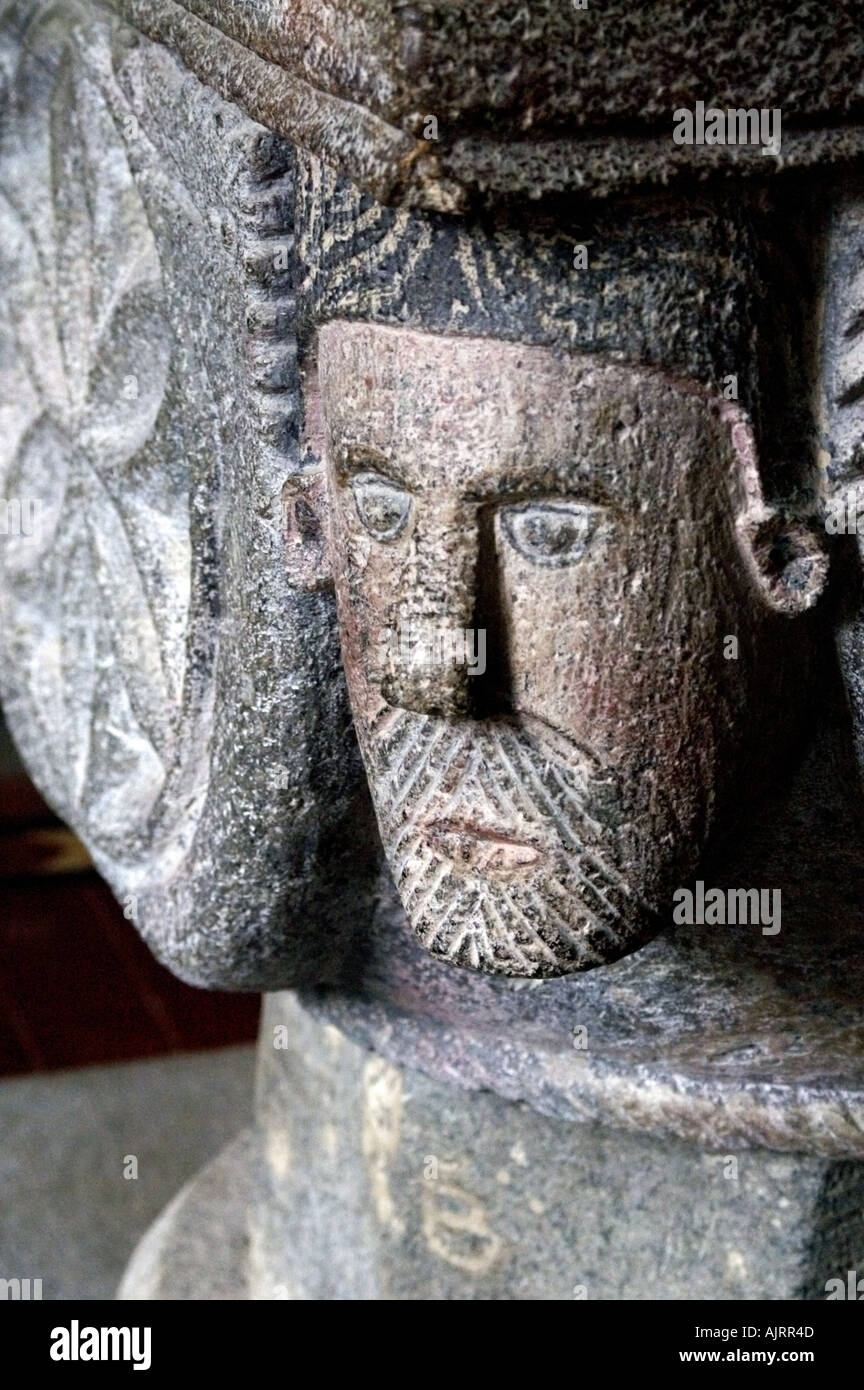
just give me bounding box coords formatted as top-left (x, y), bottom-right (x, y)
top-left (357, 706), bottom-right (659, 976)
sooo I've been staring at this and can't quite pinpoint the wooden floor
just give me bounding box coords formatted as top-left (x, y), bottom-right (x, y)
top-left (0, 773), bottom-right (260, 1076)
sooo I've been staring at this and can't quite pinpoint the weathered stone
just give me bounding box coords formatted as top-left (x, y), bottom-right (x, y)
top-left (104, 1), bottom-right (864, 206)
top-left (3, 0), bottom-right (864, 1302)
top-left (820, 188), bottom-right (864, 785)
top-left (122, 995), bottom-right (864, 1301)
top-left (118, 1131), bottom-right (257, 1300)
top-left (0, 0), bottom-right (377, 990)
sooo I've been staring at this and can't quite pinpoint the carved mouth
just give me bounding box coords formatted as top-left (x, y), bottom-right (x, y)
top-left (421, 819), bottom-right (545, 878)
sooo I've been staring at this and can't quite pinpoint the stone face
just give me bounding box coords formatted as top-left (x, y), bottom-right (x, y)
top-left (0, 1), bottom-right (860, 999)
top-left (311, 323), bottom-right (824, 974)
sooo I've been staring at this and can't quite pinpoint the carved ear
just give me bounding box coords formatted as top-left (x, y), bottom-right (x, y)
top-left (737, 508), bottom-right (829, 615)
top-left (724, 406), bottom-right (828, 615)
top-left (281, 464), bottom-right (333, 590)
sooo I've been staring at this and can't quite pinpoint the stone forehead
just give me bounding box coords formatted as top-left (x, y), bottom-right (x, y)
top-left (317, 321), bottom-right (747, 497)
top-left (319, 320), bottom-right (724, 416)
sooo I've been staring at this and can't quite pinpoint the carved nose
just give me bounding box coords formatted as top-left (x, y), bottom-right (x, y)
top-left (382, 508), bottom-right (478, 719)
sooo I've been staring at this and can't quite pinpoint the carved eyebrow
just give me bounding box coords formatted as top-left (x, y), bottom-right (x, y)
top-left (331, 442), bottom-right (410, 490)
top-left (332, 443), bottom-right (619, 510)
top-left (462, 472), bottom-right (619, 509)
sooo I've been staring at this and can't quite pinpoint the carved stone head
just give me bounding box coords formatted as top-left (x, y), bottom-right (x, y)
top-left (0, 20), bottom-right (829, 990)
top-left (289, 322), bottom-right (826, 977)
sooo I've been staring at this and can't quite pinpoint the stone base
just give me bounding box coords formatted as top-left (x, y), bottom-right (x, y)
top-left (119, 997), bottom-right (864, 1300)
top-left (118, 1133), bottom-right (256, 1300)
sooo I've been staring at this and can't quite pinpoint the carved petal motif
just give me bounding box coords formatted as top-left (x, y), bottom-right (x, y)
top-left (0, 7), bottom-right (186, 872)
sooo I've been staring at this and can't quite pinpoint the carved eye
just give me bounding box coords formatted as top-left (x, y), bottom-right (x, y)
top-left (500, 502), bottom-right (605, 567)
top-left (350, 472), bottom-right (412, 541)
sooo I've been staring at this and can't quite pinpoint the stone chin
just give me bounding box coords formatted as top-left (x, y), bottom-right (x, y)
top-left (356, 705), bottom-right (660, 978)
